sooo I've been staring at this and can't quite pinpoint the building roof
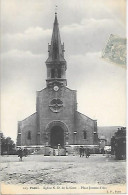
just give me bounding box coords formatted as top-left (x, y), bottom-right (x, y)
top-left (98, 126), bottom-right (122, 144)
top-left (76, 111), bottom-right (95, 121)
top-left (18, 112), bottom-right (37, 122)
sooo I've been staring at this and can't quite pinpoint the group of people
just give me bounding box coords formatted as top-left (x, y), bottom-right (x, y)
top-left (17, 146), bottom-right (90, 159)
top-left (79, 146), bottom-right (90, 158)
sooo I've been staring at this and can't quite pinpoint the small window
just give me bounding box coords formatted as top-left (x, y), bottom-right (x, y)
top-left (83, 131), bottom-right (87, 139)
top-left (58, 69), bottom-right (61, 78)
top-left (27, 131), bottom-right (31, 140)
top-left (51, 69), bottom-right (55, 78)
top-left (54, 44), bottom-right (58, 59)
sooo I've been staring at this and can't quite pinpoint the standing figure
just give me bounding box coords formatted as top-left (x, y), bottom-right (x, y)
top-left (86, 148), bottom-right (90, 158)
top-left (18, 148), bottom-right (23, 161)
top-left (82, 146), bottom-right (84, 157)
top-left (23, 148), bottom-right (28, 157)
top-left (53, 149), bottom-right (55, 156)
top-left (79, 146), bottom-right (84, 157)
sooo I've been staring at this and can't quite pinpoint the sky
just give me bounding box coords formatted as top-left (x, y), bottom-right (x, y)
top-left (1, 0), bottom-right (126, 142)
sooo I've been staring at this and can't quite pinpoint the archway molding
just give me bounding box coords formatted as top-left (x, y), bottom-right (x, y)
top-left (45, 120), bottom-right (69, 146)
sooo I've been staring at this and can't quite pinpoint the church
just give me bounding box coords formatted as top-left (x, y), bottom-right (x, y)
top-left (17, 13), bottom-right (98, 152)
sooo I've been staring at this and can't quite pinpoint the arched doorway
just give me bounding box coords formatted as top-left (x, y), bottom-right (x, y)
top-left (50, 126), bottom-right (64, 148)
top-left (45, 120), bottom-right (69, 147)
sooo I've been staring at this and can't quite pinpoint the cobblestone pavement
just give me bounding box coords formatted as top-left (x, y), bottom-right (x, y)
top-left (0, 154), bottom-right (126, 185)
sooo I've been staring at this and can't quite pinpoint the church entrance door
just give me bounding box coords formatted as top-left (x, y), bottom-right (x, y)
top-left (50, 126), bottom-right (64, 148)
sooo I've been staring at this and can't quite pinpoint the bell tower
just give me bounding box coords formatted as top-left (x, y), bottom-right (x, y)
top-left (45, 13), bottom-right (67, 87)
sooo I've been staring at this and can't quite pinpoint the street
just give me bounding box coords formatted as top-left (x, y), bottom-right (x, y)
top-left (0, 154), bottom-right (126, 185)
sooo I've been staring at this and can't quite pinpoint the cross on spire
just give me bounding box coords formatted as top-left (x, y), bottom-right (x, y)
top-left (55, 5), bottom-right (58, 14)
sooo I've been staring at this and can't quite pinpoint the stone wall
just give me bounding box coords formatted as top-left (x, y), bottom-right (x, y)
top-left (36, 86), bottom-right (77, 145)
top-left (17, 86), bottom-right (98, 147)
top-left (75, 112), bottom-right (95, 145)
top-left (17, 113), bottom-right (37, 146)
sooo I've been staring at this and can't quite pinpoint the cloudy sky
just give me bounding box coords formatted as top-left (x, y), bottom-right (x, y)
top-left (1, 0), bottom-right (126, 142)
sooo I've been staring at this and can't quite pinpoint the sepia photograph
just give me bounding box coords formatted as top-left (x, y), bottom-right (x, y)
top-left (0, 0), bottom-right (127, 194)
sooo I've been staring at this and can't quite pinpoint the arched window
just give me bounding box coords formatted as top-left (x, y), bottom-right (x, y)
top-left (54, 44), bottom-right (58, 59)
top-left (51, 69), bottom-right (55, 78)
top-left (83, 131), bottom-right (87, 139)
top-left (27, 131), bottom-right (31, 140)
top-left (58, 69), bottom-right (61, 78)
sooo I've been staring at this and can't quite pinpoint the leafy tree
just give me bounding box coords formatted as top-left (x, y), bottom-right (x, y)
top-left (1, 134), bottom-right (15, 155)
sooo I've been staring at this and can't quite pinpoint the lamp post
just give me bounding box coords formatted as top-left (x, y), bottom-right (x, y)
top-left (58, 144), bottom-right (60, 156)
top-left (73, 131), bottom-right (77, 145)
top-left (7, 137), bottom-right (11, 155)
top-left (93, 131), bottom-right (97, 144)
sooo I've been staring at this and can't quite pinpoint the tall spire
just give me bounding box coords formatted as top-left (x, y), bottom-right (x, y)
top-left (45, 13), bottom-right (67, 87)
top-left (46, 13), bottom-right (65, 62)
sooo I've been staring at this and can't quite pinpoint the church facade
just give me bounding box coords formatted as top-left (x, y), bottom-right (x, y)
top-left (17, 14), bottom-right (98, 149)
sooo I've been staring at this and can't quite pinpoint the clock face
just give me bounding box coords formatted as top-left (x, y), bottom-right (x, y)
top-left (53, 85), bottom-right (59, 91)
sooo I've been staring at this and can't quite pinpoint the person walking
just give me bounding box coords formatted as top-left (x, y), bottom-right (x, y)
top-left (86, 148), bottom-right (90, 158)
top-left (82, 146), bottom-right (84, 157)
top-left (23, 148), bottom-right (28, 157)
top-left (18, 148), bottom-right (23, 161)
top-left (53, 149), bottom-right (55, 156)
top-left (79, 146), bottom-right (82, 157)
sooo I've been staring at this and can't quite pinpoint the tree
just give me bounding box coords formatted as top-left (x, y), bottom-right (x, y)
top-left (1, 134), bottom-right (15, 155)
